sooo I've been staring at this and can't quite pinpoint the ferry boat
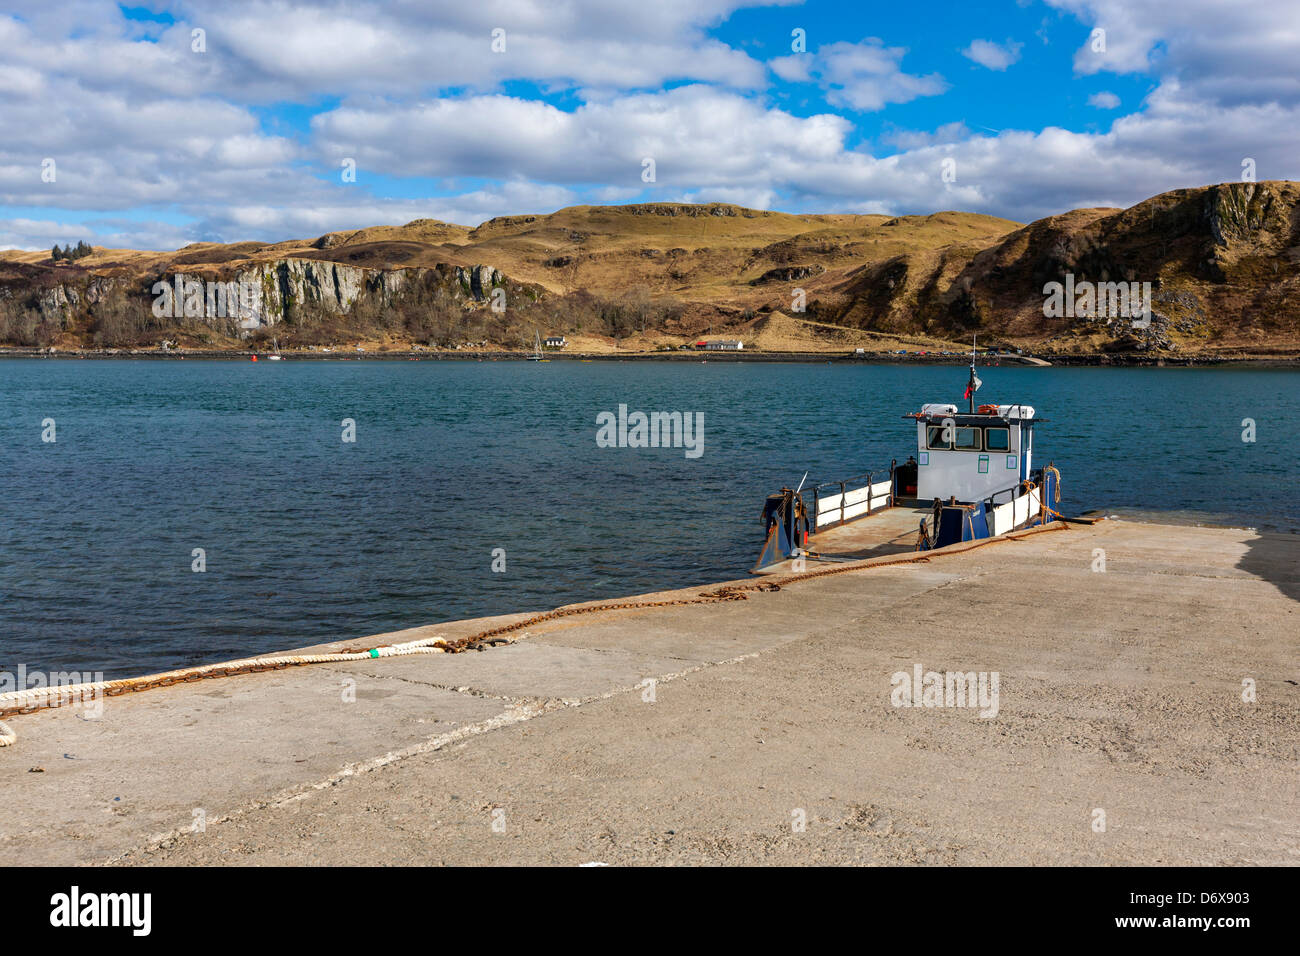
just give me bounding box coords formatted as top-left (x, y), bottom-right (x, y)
top-left (754, 352), bottom-right (1062, 573)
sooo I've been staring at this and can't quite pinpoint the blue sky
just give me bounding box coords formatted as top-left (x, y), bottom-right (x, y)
top-left (0, 0), bottom-right (1295, 250)
top-left (718, 2), bottom-right (1150, 139)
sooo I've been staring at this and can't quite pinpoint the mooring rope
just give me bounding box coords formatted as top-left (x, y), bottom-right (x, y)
top-left (0, 520), bottom-right (1071, 747)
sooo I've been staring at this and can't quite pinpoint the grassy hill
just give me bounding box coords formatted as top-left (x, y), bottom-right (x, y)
top-left (3, 184), bottom-right (1298, 356)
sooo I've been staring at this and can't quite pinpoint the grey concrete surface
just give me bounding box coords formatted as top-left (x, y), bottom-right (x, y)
top-left (1, 519), bottom-right (1296, 866)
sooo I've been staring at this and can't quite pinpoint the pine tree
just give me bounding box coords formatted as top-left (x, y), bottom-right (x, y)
top-left (51, 244), bottom-right (63, 261)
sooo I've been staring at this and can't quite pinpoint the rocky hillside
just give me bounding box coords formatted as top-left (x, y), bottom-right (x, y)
top-left (0, 249), bottom-right (536, 350)
top-left (2, 182), bottom-right (1298, 355)
top-left (829, 181), bottom-right (1300, 354)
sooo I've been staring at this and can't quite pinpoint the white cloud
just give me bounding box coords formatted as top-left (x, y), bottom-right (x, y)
top-left (2, 0), bottom-right (1299, 253)
top-left (309, 83), bottom-right (1300, 226)
top-left (883, 122), bottom-right (971, 150)
top-left (674, 185), bottom-right (779, 209)
top-left (176, 0), bottom-right (776, 97)
top-left (961, 39), bottom-right (1024, 71)
top-left (0, 216), bottom-right (98, 250)
top-left (311, 87), bottom-right (859, 188)
top-left (1049, 0), bottom-right (1300, 105)
top-left (770, 39), bottom-right (948, 112)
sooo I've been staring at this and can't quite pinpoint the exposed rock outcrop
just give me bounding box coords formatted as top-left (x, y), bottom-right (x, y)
top-left (453, 264), bottom-right (502, 300)
top-left (831, 180), bottom-right (1300, 351)
top-left (1, 257), bottom-right (513, 341)
top-left (751, 264), bottom-right (824, 285)
top-left (232, 259), bottom-right (377, 326)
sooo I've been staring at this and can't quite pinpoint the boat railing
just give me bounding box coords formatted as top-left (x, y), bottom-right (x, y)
top-left (979, 469), bottom-right (1045, 535)
top-left (979, 468), bottom-right (1044, 509)
top-left (982, 482), bottom-right (1026, 508)
top-left (808, 466), bottom-right (894, 531)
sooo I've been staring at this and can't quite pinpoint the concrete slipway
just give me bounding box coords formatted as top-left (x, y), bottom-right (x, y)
top-left (1, 519), bottom-right (1296, 866)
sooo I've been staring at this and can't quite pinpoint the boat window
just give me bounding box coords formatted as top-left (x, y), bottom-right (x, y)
top-left (926, 426), bottom-right (951, 450)
top-left (954, 427), bottom-right (981, 450)
top-left (985, 427), bottom-right (1010, 451)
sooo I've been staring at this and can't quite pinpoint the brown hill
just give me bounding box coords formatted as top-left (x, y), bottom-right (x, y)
top-left (830, 181), bottom-right (1300, 355)
top-left (2, 183), bottom-right (1297, 355)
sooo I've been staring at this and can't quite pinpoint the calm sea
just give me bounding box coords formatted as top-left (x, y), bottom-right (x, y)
top-left (2, 358), bottom-right (1296, 676)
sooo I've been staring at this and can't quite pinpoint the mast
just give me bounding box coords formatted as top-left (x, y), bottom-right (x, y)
top-left (967, 334), bottom-right (977, 413)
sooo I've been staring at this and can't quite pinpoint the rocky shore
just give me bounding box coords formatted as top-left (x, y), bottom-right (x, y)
top-left (2, 346), bottom-right (1296, 366)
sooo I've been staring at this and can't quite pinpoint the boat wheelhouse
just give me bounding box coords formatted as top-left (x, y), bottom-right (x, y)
top-left (754, 358), bottom-right (1062, 573)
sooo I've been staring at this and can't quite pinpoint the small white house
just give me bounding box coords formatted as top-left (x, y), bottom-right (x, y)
top-left (697, 340), bottom-right (744, 351)
top-left (544, 336), bottom-right (567, 349)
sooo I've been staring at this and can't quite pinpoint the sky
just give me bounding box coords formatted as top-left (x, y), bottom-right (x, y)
top-left (1, 0), bottom-right (1297, 250)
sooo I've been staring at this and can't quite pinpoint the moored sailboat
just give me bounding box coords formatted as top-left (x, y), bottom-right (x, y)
top-left (527, 330), bottom-right (547, 361)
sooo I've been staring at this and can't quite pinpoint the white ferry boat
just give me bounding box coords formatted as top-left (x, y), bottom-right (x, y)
top-left (754, 353), bottom-right (1062, 572)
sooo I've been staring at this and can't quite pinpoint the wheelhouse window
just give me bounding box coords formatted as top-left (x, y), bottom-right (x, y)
top-left (926, 425), bottom-right (951, 450)
top-left (985, 427), bottom-right (1010, 451)
top-left (954, 427), bottom-right (981, 451)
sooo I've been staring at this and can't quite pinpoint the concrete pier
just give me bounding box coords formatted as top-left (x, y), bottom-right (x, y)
top-left (2, 519), bottom-right (1296, 866)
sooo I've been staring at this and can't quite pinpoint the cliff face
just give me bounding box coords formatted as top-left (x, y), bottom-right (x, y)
top-left (238, 259), bottom-right (504, 327)
top-left (233, 258), bottom-right (417, 327)
top-left (246, 259), bottom-right (374, 322)
top-left (0, 256), bottom-right (509, 345)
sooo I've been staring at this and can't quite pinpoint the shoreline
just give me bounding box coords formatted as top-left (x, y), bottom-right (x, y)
top-left (3, 347), bottom-right (1299, 367)
top-left (3, 518), bottom-right (1296, 866)
top-left (7, 507), bottom-right (1296, 684)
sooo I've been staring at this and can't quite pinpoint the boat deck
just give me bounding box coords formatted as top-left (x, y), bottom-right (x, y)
top-left (755, 505), bottom-right (930, 574)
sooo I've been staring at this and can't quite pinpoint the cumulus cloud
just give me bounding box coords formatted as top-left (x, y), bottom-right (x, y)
top-left (1048, 0), bottom-right (1300, 105)
top-left (883, 122), bottom-right (971, 150)
top-left (311, 86), bottom-right (859, 188)
top-left (770, 39), bottom-right (948, 112)
top-left (172, 0), bottom-right (776, 97)
top-left (311, 82), bottom-right (1300, 225)
top-left (1, 0), bottom-right (1298, 251)
top-left (961, 39), bottom-right (1024, 71)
